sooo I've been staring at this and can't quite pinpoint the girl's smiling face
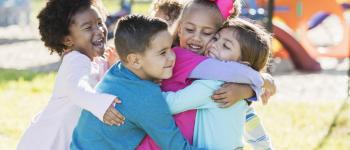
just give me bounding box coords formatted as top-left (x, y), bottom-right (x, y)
top-left (66, 6), bottom-right (107, 60)
top-left (177, 4), bottom-right (223, 54)
top-left (205, 28), bottom-right (241, 61)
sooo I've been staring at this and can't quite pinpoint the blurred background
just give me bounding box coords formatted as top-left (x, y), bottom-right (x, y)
top-left (0, 0), bottom-right (349, 149)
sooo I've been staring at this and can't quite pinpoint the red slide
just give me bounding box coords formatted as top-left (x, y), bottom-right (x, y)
top-left (273, 23), bottom-right (321, 72)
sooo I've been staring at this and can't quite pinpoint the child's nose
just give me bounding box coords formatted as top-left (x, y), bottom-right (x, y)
top-left (192, 32), bottom-right (202, 43)
top-left (95, 26), bottom-right (105, 36)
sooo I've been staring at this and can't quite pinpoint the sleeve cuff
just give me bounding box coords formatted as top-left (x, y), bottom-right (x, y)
top-left (246, 85), bottom-right (262, 102)
top-left (92, 93), bottom-right (116, 122)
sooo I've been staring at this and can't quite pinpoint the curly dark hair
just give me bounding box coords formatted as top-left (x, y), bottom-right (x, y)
top-left (37, 0), bottom-right (105, 56)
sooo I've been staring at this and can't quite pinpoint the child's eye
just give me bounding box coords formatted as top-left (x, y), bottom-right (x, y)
top-left (223, 43), bottom-right (230, 49)
top-left (160, 51), bottom-right (166, 55)
top-left (84, 26), bottom-right (91, 30)
top-left (185, 28), bottom-right (194, 33)
top-left (203, 32), bottom-right (213, 36)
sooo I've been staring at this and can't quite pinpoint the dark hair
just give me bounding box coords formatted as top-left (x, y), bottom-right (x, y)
top-left (114, 14), bottom-right (168, 62)
top-left (151, 0), bottom-right (183, 24)
top-left (37, 0), bottom-right (105, 56)
top-left (222, 18), bottom-right (271, 71)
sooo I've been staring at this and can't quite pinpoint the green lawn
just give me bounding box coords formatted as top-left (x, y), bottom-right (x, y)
top-left (0, 69), bottom-right (349, 149)
top-left (0, 69), bottom-right (55, 150)
top-left (2, 0), bottom-right (350, 149)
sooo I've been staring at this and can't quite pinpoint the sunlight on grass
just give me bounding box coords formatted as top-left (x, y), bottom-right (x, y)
top-left (0, 70), bottom-right (56, 150)
top-left (244, 99), bottom-right (344, 150)
top-left (317, 100), bottom-right (350, 150)
top-left (1, 68), bottom-right (347, 150)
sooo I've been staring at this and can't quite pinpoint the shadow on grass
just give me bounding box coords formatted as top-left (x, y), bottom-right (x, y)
top-left (316, 97), bottom-right (350, 149)
top-left (0, 38), bottom-right (39, 45)
top-left (27, 61), bottom-right (61, 73)
top-left (0, 68), bottom-right (51, 85)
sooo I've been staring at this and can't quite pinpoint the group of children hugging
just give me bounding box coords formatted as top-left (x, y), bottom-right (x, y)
top-left (17, 0), bottom-right (277, 149)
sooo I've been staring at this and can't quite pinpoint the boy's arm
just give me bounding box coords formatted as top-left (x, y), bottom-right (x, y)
top-left (163, 80), bottom-right (222, 114)
top-left (64, 54), bottom-right (117, 122)
top-left (134, 93), bottom-right (204, 150)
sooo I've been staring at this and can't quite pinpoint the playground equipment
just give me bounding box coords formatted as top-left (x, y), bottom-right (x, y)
top-left (241, 0), bottom-right (350, 72)
top-left (273, 0), bottom-right (349, 59)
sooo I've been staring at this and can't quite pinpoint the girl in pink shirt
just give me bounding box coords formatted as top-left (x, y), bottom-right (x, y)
top-left (137, 0), bottom-right (273, 149)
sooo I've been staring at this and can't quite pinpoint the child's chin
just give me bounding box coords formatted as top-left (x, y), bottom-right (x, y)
top-left (94, 47), bottom-right (106, 56)
top-left (161, 72), bottom-right (173, 80)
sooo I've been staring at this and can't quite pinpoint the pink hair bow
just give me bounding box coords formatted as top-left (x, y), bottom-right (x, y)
top-left (210, 0), bottom-right (234, 19)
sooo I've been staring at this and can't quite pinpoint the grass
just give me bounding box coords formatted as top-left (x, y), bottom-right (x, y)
top-left (317, 100), bottom-right (350, 150)
top-left (1, 69), bottom-right (349, 149)
top-left (249, 100), bottom-right (345, 150)
top-left (2, 0), bottom-right (350, 149)
top-left (0, 69), bottom-right (55, 150)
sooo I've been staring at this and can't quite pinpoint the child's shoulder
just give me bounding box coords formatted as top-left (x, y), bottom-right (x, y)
top-left (62, 51), bottom-right (90, 64)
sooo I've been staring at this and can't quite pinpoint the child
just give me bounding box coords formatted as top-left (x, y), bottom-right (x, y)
top-left (178, 0), bottom-right (273, 148)
top-left (177, 0), bottom-right (274, 149)
top-left (71, 14), bottom-right (204, 150)
top-left (163, 18), bottom-right (273, 149)
top-left (138, 0), bottom-right (274, 149)
top-left (137, 0), bottom-right (271, 150)
top-left (17, 0), bottom-right (125, 149)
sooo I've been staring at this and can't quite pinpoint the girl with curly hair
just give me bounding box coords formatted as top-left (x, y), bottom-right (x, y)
top-left (17, 0), bottom-right (125, 149)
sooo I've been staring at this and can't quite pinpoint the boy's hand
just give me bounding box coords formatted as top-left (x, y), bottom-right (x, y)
top-left (212, 83), bottom-right (253, 108)
top-left (103, 98), bottom-right (125, 126)
top-left (104, 47), bottom-right (119, 68)
top-left (261, 73), bottom-right (276, 105)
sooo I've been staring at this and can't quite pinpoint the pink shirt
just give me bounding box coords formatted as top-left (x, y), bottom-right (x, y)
top-left (136, 47), bottom-right (207, 150)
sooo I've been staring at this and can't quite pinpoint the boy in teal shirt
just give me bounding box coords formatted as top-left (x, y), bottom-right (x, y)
top-left (71, 14), bottom-right (202, 150)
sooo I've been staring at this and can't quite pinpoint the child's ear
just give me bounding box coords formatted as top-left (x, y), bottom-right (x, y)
top-left (63, 36), bottom-right (74, 47)
top-left (126, 53), bottom-right (142, 69)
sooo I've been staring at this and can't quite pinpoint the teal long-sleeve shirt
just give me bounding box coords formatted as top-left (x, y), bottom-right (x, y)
top-left (71, 62), bottom-right (203, 150)
top-left (163, 80), bottom-right (249, 149)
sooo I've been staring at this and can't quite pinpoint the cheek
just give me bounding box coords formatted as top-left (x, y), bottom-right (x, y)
top-left (178, 28), bottom-right (191, 41)
top-left (178, 34), bottom-right (189, 47)
top-left (203, 36), bottom-right (213, 45)
top-left (73, 32), bottom-right (90, 45)
top-left (231, 51), bottom-right (241, 61)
